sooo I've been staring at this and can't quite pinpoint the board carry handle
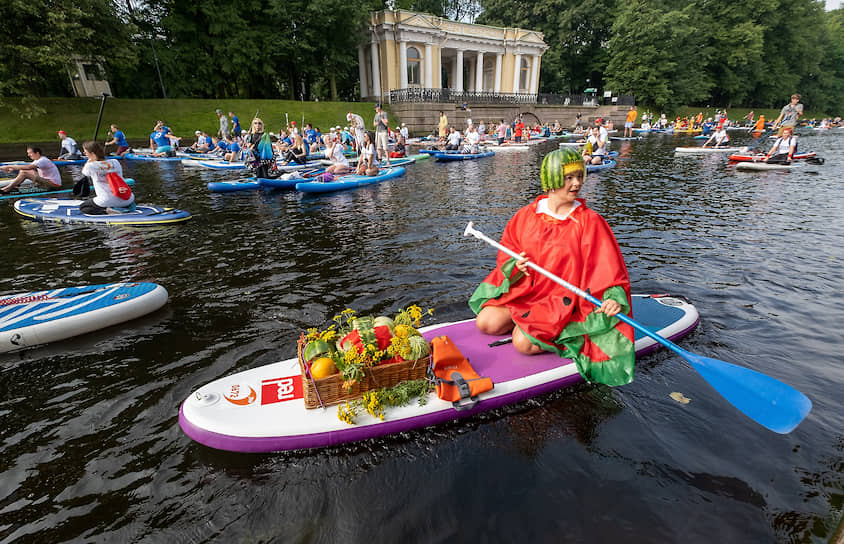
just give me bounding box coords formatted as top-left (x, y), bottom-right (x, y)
top-left (463, 221), bottom-right (812, 434)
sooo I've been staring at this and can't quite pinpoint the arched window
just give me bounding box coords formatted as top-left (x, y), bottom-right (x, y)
top-left (407, 46), bottom-right (421, 86)
top-left (519, 58), bottom-right (530, 93)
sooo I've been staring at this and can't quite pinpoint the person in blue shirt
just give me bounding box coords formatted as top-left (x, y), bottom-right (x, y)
top-left (150, 121), bottom-right (176, 157)
top-left (304, 123), bottom-right (318, 146)
top-left (105, 124), bottom-right (130, 156)
top-left (229, 112), bottom-right (241, 137)
top-left (223, 135), bottom-right (241, 162)
top-left (701, 118), bottom-right (714, 136)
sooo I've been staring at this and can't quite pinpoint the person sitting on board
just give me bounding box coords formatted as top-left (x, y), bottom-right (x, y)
top-left (79, 141), bottom-right (135, 215)
top-left (57, 131), bottom-right (82, 160)
top-left (444, 127), bottom-right (462, 151)
top-left (763, 126), bottom-right (798, 163)
top-left (279, 133), bottom-right (309, 165)
top-left (355, 131), bottom-right (380, 177)
top-left (150, 121), bottom-right (177, 157)
top-left (702, 124), bottom-right (730, 147)
top-left (462, 125), bottom-right (481, 154)
top-left (0, 147), bottom-right (62, 194)
top-left (582, 125), bottom-right (608, 165)
top-left (390, 134), bottom-right (407, 158)
top-left (222, 135), bottom-right (241, 163)
top-left (105, 124), bottom-right (130, 156)
top-left (324, 133), bottom-right (351, 176)
top-left (469, 148), bottom-right (635, 385)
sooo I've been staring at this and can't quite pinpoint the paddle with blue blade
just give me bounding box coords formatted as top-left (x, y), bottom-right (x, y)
top-left (464, 221), bottom-right (812, 434)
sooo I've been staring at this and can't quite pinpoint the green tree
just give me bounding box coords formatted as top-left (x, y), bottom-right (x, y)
top-left (0, 0), bottom-right (136, 111)
top-left (478, 0), bottom-right (617, 94)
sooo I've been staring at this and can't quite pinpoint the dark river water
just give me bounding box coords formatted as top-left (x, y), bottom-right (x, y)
top-left (1, 130), bottom-right (843, 543)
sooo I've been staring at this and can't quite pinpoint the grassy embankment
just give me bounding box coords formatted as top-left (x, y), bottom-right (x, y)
top-left (0, 98), bottom-right (379, 144)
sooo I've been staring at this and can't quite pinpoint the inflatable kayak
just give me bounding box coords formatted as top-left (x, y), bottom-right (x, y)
top-left (0, 178), bottom-right (135, 201)
top-left (728, 151), bottom-right (816, 162)
top-left (674, 146), bottom-right (743, 153)
top-left (433, 151), bottom-right (495, 161)
top-left (295, 166), bottom-right (406, 194)
top-left (1, 282), bottom-right (168, 353)
top-left (14, 198), bottom-right (191, 226)
top-left (180, 294), bottom-right (699, 453)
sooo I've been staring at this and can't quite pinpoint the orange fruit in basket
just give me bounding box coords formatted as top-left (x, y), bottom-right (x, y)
top-left (310, 357), bottom-right (338, 379)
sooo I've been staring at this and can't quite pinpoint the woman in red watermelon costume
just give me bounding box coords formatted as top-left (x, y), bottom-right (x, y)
top-left (469, 148), bottom-right (636, 385)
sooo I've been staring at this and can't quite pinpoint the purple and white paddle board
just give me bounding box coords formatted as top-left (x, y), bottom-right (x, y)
top-left (179, 294), bottom-right (699, 453)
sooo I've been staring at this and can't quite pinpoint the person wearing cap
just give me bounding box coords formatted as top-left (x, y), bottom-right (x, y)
top-left (373, 104), bottom-right (390, 165)
top-left (702, 123), bottom-right (730, 147)
top-left (346, 111), bottom-right (366, 153)
top-left (400, 122), bottom-right (409, 140)
top-left (763, 126), bottom-right (798, 163)
top-left (105, 124), bottom-right (130, 156)
top-left (0, 146), bottom-right (62, 194)
top-left (340, 126), bottom-right (353, 146)
top-left (469, 148), bottom-right (634, 384)
top-left (57, 131), bottom-right (82, 160)
top-left (216, 109), bottom-right (229, 139)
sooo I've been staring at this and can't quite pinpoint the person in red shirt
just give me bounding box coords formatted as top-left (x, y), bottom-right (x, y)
top-left (514, 118), bottom-right (525, 142)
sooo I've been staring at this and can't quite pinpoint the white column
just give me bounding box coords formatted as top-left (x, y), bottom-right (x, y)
top-left (475, 52), bottom-right (484, 93)
top-left (455, 50), bottom-right (464, 92)
top-left (399, 41), bottom-right (408, 89)
top-left (512, 53), bottom-right (522, 93)
top-left (529, 55), bottom-right (540, 94)
top-left (494, 54), bottom-right (502, 93)
top-left (358, 46), bottom-right (368, 98)
top-left (424, 43), bottom-right (432, 88)
top-left (370, 41), bottom-right (381, 98)
top-left (438, 48), bottom-right (444, 88)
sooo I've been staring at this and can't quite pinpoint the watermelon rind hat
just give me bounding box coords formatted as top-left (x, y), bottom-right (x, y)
top-left (541, 148), bottom-right (585, 191)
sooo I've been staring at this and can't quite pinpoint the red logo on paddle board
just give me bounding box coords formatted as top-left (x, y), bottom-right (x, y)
top-left (260, 375), bottom-right (303, 405)
top-left (224, 383), bottom-right (257, 406)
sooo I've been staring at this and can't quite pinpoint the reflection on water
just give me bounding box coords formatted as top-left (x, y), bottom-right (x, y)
top-left (1, 131), bottom-right (843, 542)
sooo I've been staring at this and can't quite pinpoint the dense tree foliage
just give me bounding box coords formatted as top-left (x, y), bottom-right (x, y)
top-left (0, 0), bottom-right (841, 113)
top-left (479, 0), bottom-right (842, 112)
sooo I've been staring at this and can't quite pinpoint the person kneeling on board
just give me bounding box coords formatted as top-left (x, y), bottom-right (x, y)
top-left (763, 126), bottom-right (798, 164)
top-left (470, 148), bottom-right (635, 386)
top-left (78, 141), bottom-right (135, 215)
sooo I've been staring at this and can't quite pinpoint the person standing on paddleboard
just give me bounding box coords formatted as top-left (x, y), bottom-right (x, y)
top-left (623, 106), bottom-right (638, 138)
top-left (0, 147), bottom-right (62, 194)
top-left (216, 109), bottom-right (229, 139)
top-left (373, 103), bottom-right (390, 166)
top-left (772, 93), bottom-right (803, 137)
top-left (469, 148), bottom-right (635, 386)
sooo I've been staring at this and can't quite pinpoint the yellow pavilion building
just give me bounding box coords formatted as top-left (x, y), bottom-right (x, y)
top-left (359, 10), bottom-right (549, 102)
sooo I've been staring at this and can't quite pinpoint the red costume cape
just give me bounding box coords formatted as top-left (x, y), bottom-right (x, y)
top-left (469, 196), bottom-right (635, 385)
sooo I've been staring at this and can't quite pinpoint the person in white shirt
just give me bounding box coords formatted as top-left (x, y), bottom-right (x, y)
top-left (57, 131), bottom-right (82, 159)
top-left (0, 146), bottom-right (62, 194)
top-left (79, 141), bottom-right (135, 214)
top-left (764, 126), bottom-right (798, 163)
top-left (703, 124), bottom-right (730, 147)
top-left (445, 128), bottom-right (462, 151)
top-left (582, 126), bottom-right (608, 165)
top-left (463, 125), bottom-right (481, 153)
top-left (355, 131), bottom-right (380, 176)
top-left (400, 123), bottom-right (409, 140)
